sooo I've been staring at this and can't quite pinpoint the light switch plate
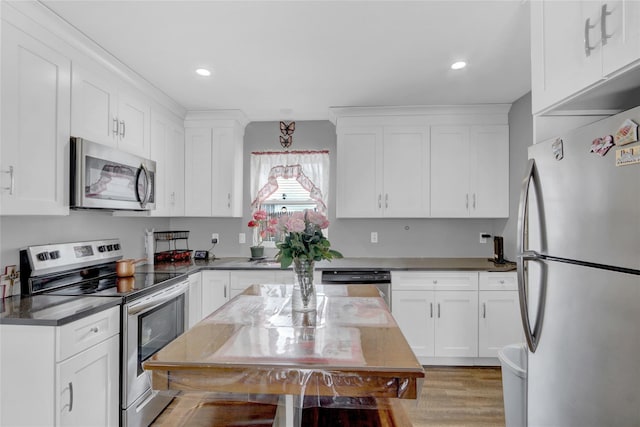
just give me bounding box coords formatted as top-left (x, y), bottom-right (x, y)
top-left (239, 233), bottom-right (246, 244)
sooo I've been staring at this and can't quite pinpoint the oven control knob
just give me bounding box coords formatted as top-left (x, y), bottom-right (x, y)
top-left (36, 251), bottom-right (50, 261)
top-left (113, 243), bottom-right (121, 251)
top-left (107, 244), bottom-right (114, 251)
top-left (98, 245), bottom-right (106, 253)
top-left (49, 250), bottom-right (61, 260)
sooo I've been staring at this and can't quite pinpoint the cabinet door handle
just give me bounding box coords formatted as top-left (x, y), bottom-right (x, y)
top-left (65, 381), bottom-right (74, 412)
top-left (113, 117), bottom-right (119, 135)
top-left (482, 302), bottom-right (486, 319)
top-left (120, 120), bottom-right (126, 138)
top-left (473, 193), bottom-right (476, 209)
top-left (437, 303), bottom-right (441, 318)
top-left (2, 166), bottom-right (14, 195)
top-left (90, 327), bottom-right (99, 333)
top-left (432, 280), bottom-right (438, 284)
top-left (601, 4), bottom-right (612, 45)
top-left (385, 193), bottom-right (389, 208)
top-left (465, 194), bottom-right (469, 209)
top-left (224, 285), bottom-right (227, 299)
top-left (227, 193), bottom-right (231, 208)
top-left (584, 17), bottom-right (596, 56)
top-left (378, 194), bottom-right (382, 208)
top-left (430, 302), bottom-right (433, 318)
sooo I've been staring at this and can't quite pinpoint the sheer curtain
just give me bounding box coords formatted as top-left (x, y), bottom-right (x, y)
top-left (250, 150), bottom-right (330, 214)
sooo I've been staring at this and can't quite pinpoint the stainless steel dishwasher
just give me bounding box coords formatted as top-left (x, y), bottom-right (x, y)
top-left (321, 270), bottom-right (392, 309)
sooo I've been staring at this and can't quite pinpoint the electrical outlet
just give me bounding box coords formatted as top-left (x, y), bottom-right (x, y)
top-left (479, 232), bottom-right (489, 244)
top-left (239, 233), bottom-right (246, 244)
top-left (211, 233), bottom-right (219, 244)
top-left (371, 232), bottom-right (378, 243)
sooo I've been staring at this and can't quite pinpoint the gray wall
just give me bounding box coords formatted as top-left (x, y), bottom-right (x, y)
top-left (0, 94), bottom-right (533, 278)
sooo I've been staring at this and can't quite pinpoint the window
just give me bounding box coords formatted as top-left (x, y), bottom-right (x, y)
top-left (250, 150), bottom-right (330, 246)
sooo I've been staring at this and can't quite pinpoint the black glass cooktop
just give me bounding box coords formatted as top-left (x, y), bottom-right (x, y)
top-left (45, 272), bottom-right (182, 298)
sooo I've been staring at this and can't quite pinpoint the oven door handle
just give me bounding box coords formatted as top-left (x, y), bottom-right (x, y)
top-left (127, 282), bottom-right (188, 315)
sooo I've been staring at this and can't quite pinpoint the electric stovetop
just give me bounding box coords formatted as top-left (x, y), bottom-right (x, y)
top-left (45, 271), bottom-right (184, 301)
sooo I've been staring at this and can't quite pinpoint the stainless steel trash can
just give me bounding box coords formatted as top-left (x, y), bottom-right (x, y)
top-left (498, 343), bottom-right (527, 427)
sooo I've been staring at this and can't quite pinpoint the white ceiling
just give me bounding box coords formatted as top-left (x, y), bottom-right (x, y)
top-left (41, 0), bottom-right (532, 122)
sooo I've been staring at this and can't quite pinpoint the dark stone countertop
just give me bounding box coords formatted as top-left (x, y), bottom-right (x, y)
top-left (0, 294), bottom-right (120, 326)
top-left (2, 257), bottom-right (515, 326)
top-left (145, 256), bottom-right (517, 274)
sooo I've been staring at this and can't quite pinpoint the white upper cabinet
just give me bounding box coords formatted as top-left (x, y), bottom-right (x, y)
top-left (430, 126), bottom-right (470, 217)
top-left (332, 106), bottom-right (509, 219)
top-left (72, 64), bottom-right (151, 158)
top-left (601, 1), bottom-right (640, 75)
top-left (531, 0), bottom-right (640, 114)
top-left (116, 92), bottom-right (151, 157)
top-left (150, 110), bottom-right (185, 216)
top-left (184, 112), bottom-right (246, 217)
top-left (431, 125), bottom-right (509, 218)
top-left (1, 21), bottom-right (71, 216)
top-left (184, 127), bottom-right (213, 216)
top-left (211, 125), bottom-right (243, 217)
top-left (382, 127), bottom-right (431, 217)
top-left (71, 66), bottom-right (117, 146)
top-left (336, 126), bottom-right (382, 217)
top-left (337, 124), bottom-right (430, 218)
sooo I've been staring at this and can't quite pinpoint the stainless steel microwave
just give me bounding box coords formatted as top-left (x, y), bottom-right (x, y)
top-left (70, 137), bottom-right (156, 211)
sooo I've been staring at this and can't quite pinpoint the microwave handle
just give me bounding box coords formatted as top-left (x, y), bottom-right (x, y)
top-left (137, 163), bottom-right (152, 208)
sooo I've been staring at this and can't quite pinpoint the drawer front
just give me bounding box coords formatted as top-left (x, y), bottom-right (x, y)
top-left (479, 272), bottom-right (517, 291)
top-left (229, 271), bottom-right (277, 291)
top-left (392, 271), bottom-right (478, 291)
top-left (56, 306), bottom-right (120, 361)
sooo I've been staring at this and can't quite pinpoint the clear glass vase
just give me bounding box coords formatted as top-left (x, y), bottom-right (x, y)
top-left (292, 259), bottom-right (316, 312)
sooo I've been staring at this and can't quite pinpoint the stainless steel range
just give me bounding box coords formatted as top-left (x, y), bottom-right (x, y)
top-left (20, 239), bottom-right (188, 427)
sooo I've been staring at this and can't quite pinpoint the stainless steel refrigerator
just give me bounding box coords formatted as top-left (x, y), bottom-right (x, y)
top-left (517, 107), bottom-right (640, 426)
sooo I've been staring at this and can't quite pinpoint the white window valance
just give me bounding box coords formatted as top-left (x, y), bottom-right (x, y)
top-left (250, 150), bottom-right (330, 214)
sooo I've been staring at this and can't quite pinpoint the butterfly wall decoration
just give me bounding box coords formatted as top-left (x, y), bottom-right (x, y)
top-left (279, 121), bottom-right (295, 148)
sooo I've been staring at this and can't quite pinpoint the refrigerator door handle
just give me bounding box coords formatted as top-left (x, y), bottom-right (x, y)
top-left (517, 159), bottom-right (535, 258)
top-left (517, 158), bottom-right (544, 352)
top-left (517, 256), bottom-right (543, 352)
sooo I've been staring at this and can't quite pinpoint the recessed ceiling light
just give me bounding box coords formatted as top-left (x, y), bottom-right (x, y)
top-left (451, 61), bottom-right (467, 70)
top-left (195, 68), bottom-right (211, 77)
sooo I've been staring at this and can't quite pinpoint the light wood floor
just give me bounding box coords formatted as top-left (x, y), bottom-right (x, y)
top-left (403, 366), bottom-right (505, 427)
top-left (152, 366), bottom-right (505, 426)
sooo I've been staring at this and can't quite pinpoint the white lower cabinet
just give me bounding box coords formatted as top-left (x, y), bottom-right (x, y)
top-left (201, 271), bottom-right (230, 319)
top-left (0, 306), bottom-right (120, 426)
top-left (392, 289), bottom-right (435, 358)
top-left (188, 272), bottom-right (203, 328)
top-left (435, 290), bottom-right (478, 358)
top-left (393, 271), bottom-right (518, 365)
top-left (229, 269), bottom-right (321, 298)
top-left (478, 272), bottom-right (522, 358)
top-left (229, 270), bottom-right (278, 298)
top-left (56, 335), bottom-right (119, 426)
top-left (392, 271), bottom-right (478, 363)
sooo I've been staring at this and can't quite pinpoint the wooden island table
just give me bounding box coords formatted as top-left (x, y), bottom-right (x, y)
top-left (144, 284), bottom-right (425, 426)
